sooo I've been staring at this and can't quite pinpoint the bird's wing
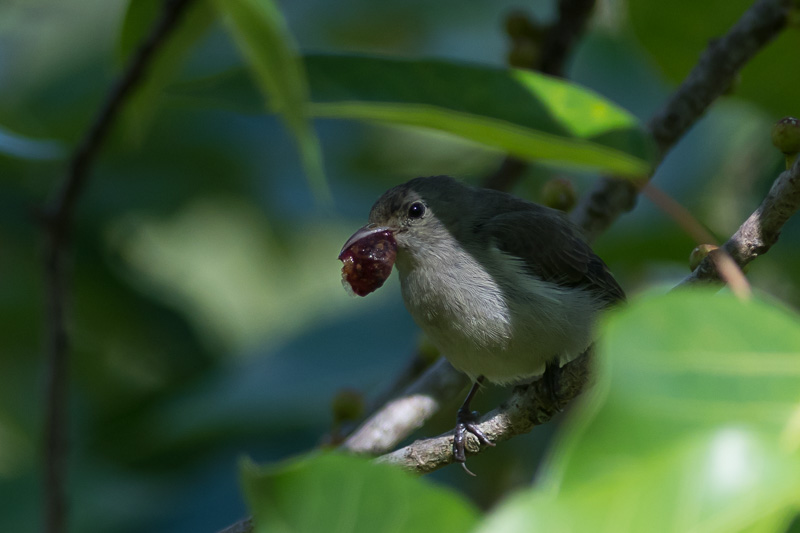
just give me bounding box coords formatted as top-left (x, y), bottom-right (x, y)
top-left (478, 208), bottom-right (625, 305)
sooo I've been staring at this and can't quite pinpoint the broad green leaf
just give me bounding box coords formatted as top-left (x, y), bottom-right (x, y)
top-left (213, 0), bottom-right (329, 201)
top-left (306, 55), bottom-right (653, 177)
top-left (479, 291), bottom-right (800, 533)
top-left (173, 54), bottom-right (656, 177)
top-left (116, 0), bottom-right (216, 142)
top-left (242, 452), bottom-right (479, 533)
top-left (628, 0), bottom-right (800, 117)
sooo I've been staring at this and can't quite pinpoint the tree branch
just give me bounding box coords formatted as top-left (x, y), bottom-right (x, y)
top-left (681, 155), bottom-right (800, 287)
top-left (341, 358), bottom-right (470, 454)
top-left (570, 0), bottom-right (793, 243)
top-left (40, 1), bottom-right (195, 532)
top-left (378, 353), bottom-right (591, 472)
top-left (539, 0), bottom-right (597, 78)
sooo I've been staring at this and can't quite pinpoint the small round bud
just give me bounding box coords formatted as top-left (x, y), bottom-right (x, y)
top-left (771, 117), bottom-right (800, 155)
top-left (331, 388), bottom-right (364, 424)
top-left (689, 244), bottom-right (719, 271)
top-left (541, 177), bottom-right (577, 212)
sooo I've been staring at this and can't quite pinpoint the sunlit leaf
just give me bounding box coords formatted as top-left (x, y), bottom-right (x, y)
top-left (213, 0), bottom-right (329, 201)
top-left (479, 291), bottom-right (800, 533)
top-left (242, 452), bottom-right (479, 533)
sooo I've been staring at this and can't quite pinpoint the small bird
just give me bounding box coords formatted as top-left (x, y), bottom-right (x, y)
top-left (340, 175), bottom-right (624, 473)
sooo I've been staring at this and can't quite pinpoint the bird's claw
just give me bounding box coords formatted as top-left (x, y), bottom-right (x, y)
top-left (453, 408), bottom-right (495, 475)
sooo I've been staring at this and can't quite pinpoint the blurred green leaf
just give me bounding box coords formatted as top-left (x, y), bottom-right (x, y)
top-left (213, 0), bottom-right (330, 201)
top-left (117, 0), bottom-right (216, 142)
top-left (479, 291), bottom-right (800, 533)
top-left (628, 0), bottom-right (800, 117)
top-left (175, 54), bottom-right (655, 177)
top-left (242, 452), bottom-right (480, 533)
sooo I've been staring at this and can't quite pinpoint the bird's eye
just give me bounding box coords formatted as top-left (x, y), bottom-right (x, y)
top-left (408, 202), bottom-right (425, 219)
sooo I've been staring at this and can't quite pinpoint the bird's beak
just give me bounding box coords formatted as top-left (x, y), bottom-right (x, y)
top-left (339, 224), bottom-right (394, 258)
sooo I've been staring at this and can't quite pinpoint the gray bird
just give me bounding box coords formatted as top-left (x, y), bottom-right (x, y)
top-left (342, 175), bottom-right (624, 473)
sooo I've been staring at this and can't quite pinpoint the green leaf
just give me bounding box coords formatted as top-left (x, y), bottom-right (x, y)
top-left (212, 0), bottom-right (329, 202)
top-left (628, 0), bottom-right (800, 117)
top-left (479, 291), bottom-right (800, 533)
top-left (241, 452), bottom-right (480, 533)
top-left (307, 55), bottom-right (654, 176)
top-left (116, 0), bottom-right (216, 142)
top-left (173, 55), bottom-right (656, 177)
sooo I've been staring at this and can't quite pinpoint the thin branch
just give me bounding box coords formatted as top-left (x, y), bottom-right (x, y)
top-left (539, 0), bottom-right (596, 77)
top-left (379, 352), bottom-right (591, 472)
top-left (681, 156), bottom-right (800, 287)
top-left (40, 1), bottom-right (196, 532)
top-left (640, 184), bottom-right (751, 298)
top-left (341, 358), bottom-right (470, 454)
top-left (571, 0), bottom-right (793, 243)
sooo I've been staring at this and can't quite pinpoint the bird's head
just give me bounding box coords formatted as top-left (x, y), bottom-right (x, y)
top-left (339, 176), bottom-right (471, 296)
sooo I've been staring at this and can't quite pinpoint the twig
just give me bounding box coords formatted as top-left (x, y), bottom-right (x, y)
top-left (341, 358), bottom-right (470, 454)
top-left (571, 0), bottom-right (793, 243)
top-left (640, 184), bottom-right (751, 299)
top-left (40, 1), bottom-right (195, 532)
top-left (539, 0), bottom-right (597, 77)
top-left (379, 352), bottom-right (591, 472)
top-left (681, 156), bottom-right (800, 287)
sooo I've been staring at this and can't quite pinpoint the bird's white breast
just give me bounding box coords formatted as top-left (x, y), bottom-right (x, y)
top-left (397, 244), bottom-right (601, 384)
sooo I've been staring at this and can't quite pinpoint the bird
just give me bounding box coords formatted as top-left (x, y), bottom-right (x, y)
top-left (340, 175), bottom-right (625, 473)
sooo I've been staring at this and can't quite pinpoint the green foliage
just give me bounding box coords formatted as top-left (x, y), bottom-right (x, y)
top-left (212, 0), bottom-right (330, 201)
top-left (480, 291), bottom-right (800, 532)
top-left (242, 453), bottom-right (479, 533)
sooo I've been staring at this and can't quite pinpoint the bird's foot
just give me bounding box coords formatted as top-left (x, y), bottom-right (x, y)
top-left (453, 407), bottom-right (495, 476)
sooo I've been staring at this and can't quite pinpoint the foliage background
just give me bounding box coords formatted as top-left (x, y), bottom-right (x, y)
top-left (0, 0), bottom-right (798, 531)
